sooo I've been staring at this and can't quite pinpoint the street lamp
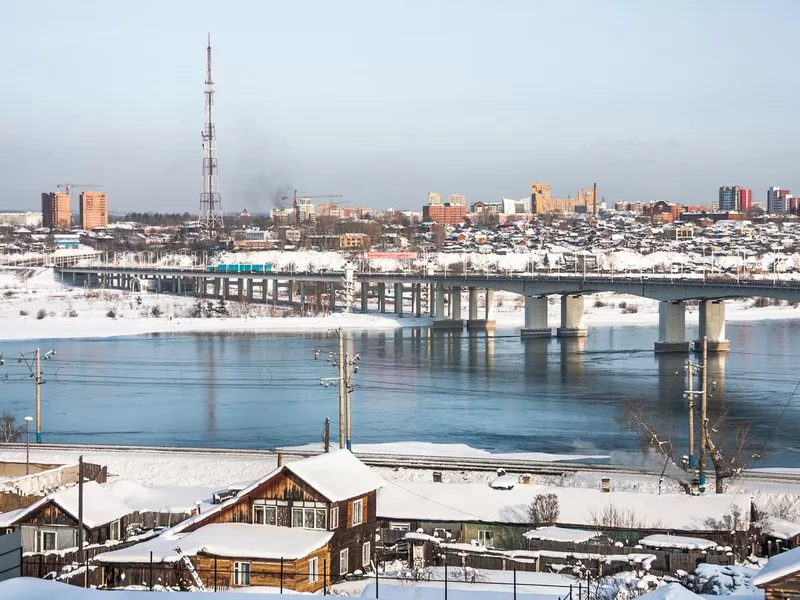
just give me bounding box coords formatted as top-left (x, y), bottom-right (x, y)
top-left (23, 416), bottom-right (33, 475)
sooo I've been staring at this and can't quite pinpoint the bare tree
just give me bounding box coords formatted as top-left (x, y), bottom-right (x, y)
top-left (705, 410), bottom-right (761, 493)
top-left (529, 493), bottom-right (560, 526)
top-left (0, 412), bottom-right (22, 443)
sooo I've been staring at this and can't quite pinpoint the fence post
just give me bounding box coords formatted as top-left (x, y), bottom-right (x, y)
top-left (280, 557), bottom-right (284, 594)
top-left (570, 584), bottom-right (573, 600)
top-left (214, 556), bottom-right (218, 592)
top-left (324, 559), bottom-right (328, 596)
top-left (444, 552), bottom-right (448, 600)
top-left (376, 559), bottom-right (379, 599)
top-left (513, 565), bottom-right (517, 600)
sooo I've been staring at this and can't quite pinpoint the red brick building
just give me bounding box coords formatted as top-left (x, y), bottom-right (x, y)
top-left (422, 204), bottom-right (467, 225)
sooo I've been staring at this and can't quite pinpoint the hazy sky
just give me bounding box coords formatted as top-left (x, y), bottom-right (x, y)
top-left (2, 0), bottom-right (799, 213)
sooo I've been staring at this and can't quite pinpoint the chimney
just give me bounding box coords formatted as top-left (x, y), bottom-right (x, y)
top-left (433, 471), bottom-right (442, 483)
top-left (521, 474), bottom-right (532, 485)
top-left (601, 477), bottom-right (611, 493)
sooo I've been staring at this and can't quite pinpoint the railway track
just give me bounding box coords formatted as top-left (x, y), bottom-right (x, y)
top-left (2, 442), bottom-right (799, 485)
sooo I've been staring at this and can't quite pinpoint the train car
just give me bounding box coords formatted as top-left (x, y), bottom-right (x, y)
top-left (240, 264), bottom-right (252, 273)
top-left (252, 264), bottom-right (264, 273)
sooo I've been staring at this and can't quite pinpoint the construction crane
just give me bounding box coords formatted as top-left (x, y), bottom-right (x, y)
top-left (291, 191), bottom-right (343, 224)
top-left (57, 183), bottom-right (103, 195)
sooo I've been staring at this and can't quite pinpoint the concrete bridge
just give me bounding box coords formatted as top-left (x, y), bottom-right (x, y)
top-left (54, 264), bottom-right (800, 353)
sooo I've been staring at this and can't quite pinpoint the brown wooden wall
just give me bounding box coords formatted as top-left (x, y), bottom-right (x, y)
top-left (763, 574), bottom-right (800, 600)
top-left (329, 489), bottom-right (378, 579)
top-left (19, 500), bottom-right (134, 546)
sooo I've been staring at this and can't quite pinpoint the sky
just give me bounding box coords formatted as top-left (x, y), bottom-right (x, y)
top-left (2, 0), bottom-right (799, 214)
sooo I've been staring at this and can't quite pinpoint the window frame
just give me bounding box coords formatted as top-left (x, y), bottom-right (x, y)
top-left (109, 520), bottom-right (121, 542)
top-left (362, 541), bottom-right (371, 567)
top-left (351, 498), bottom-right (363, 527)
top-left (233, 561), bottom-right (251, 586)
top-left (308, 557), bottom-right (319, 583)
top-left (292, 506), bottom-right (326, 530)
top-left (329, 506), bottom-right (339, 530)
top-left (339, 548), bottom-right (349, 576)
top-left (478, 529), bottom-right (494, 549)
top-left (38, 530), bottom-right (57, 553)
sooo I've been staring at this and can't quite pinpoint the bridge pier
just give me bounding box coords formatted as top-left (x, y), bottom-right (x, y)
top-left (360, 282), bottom-right (368, 312)
top-left (329, 282), bottom-right (336, 312)
top-left (521, 295), bottom-right (551, 338)
top-left (394, 283), bottom-right (404, 316)
top-left (451, 286), bottom-right (462, 320)
top-left (299, 281), bottom-right (306, 311)
top-left (378, 282), bottom-right (386, 313)
top-left (695, 299), bottom-right (729, 352)
top-left (272, 280), bottom-right (279, 304)
top-left (287, 281), bottom-right (294, 305)
top-left (246, 279), bottom-right (254, 303)
top-left (467, 288), bottom-right (496, 331)
top-left (655, 301), bottom-right (690, 352)
top-left (557, 295), bottom-right (587, 338)
top-left (432, 284), bottom-right (462, 329)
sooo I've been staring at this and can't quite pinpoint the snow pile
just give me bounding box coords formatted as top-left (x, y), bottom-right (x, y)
top-left (523, 526), bottom-right (600, 543)
top-left (638, 583), bottom-right (701, 600)
top-left (638, 535), bottom-right (718, 551)
top-left (680, 563), bottom-right (762, 595)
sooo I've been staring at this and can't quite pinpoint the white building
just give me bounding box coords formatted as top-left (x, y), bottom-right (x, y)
top-left (0, 212), bottom-right (43, 228)
top-left (297, 198), bottom-right (316, 221)
top-left (502, 197), bottom-right (531, 215)
top-left (427, 191), bottom-right (442, 205)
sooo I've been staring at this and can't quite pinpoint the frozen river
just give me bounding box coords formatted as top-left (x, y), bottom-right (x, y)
top-left (1, 320), bottom-right (799, 467)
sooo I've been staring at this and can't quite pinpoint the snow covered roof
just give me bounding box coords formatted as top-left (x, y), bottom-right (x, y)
top-left (284, 449), bottom-right (384, 502)
top-left (103, 480), bottom-right (217, 514)
top-left (0, 508), bottom-right (27, 527)
top-left (639, 534), bottom-right (717, 550)
top-left (638, 583), bottom-right (703, 600)
top-left (767, 517), bottom-right (800, 540)
top-left (523, 526), bottom-right (600, 543)
top-left (9, 481), bottom-right (133, 529)
top-left (488, 474), bottom-right (518, 490)
top-left (754, 547), bottom-right (800, 586)
top-left (377, 481), bottom-right (751, 530)
top-left (95, 523), bottom-right (333, 564)
top-left (168, 450), bottom-right (381, 535)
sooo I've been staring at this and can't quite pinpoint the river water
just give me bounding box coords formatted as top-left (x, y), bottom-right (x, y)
top-left (1, 321), bottom-right (799, 467)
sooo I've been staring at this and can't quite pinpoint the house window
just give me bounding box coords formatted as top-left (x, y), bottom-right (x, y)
top-left (292, 506), bottom-right (326, 530)
top-left (308, 557), bottom-right (318, 583)
top-left (233, 562), bottom-right (251, 586)
top-left (389, 522), bottom-right (410, 531)
top-left (254, 505), bottom-right (277, 525)
top-left (329, 507), bottom-right (339, 530)
top-left (339, 548), bottom-right (349, 576)
top-left (351, 498), bottom-right (363, 526)
top-left (478, 530), bottom-right (494, 549)
top-left (109, 520), bottom-right (121, 541)
top-left (362, 542), bottom-right (371, 567)
top-left (37, 530), bottom-right (56, 553)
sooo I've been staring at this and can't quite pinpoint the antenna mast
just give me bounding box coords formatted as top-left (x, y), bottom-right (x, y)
top-left (199, 33), bottom-right (224, 233)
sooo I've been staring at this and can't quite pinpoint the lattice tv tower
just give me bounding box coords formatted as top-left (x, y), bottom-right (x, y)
top-left (198, 33), bottom-right (224, 232)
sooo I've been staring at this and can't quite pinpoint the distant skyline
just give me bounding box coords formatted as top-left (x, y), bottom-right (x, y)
top-left (3, 0), bottom-right (800, 213)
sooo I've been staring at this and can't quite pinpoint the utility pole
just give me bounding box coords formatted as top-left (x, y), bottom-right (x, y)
top-left (78, 455), bottom-right (85, 586)
top-left (35, 349), bottom-right (41, 443)
top-left (323, 417), bottom-right (330, 453)
top-left (687, 360), bottom-right (695, 466)
top-left (346, 363), bottom-right (352, 451)
top-left (699, 337), bottom-right (709, 492)
top-left (338, 328), bottom-right (345, 449)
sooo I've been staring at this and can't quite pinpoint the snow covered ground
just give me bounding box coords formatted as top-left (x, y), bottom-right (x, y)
top-left (1, 267), bottom-right (799, 341)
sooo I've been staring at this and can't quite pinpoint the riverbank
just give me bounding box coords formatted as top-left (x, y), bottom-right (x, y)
top-left (1, 268), bottom-right (799, 340)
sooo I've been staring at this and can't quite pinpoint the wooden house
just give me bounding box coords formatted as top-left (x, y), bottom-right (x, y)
top-left (754, 547), bottom-right (800, 600)
top-left (0, 481), bottom-right (134, 553)
top-left (95, 450), bottom-right (383, 592)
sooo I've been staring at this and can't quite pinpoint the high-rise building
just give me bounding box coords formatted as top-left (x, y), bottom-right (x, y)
top-left (718, 186), bottom-right (737, 211)
top-left (739, 188), bottom-right (752, 212)
top-left (767, 186), bottom-right (790, 213)
top-left (422, 204), bottom-right (467, 225)
top-left (41, 192), bottom-right (71, 229)
top-left (447, 193), bottom-right (466, 206)
top-left (718, 186), bottom-right (752, 211)
top-left (427, 192), bottom-right (442, 205)
top-left (79, 191), bottom-right (108, 230)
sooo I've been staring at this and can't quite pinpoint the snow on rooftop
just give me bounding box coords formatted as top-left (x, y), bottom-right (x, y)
top-left (639, 534), bottom-right (717, 550)
top-left (103, 480), bottom-right (217, 514)
top-left (0, 507), bottom-right (27, 527)
top-left (767, 516), bottom-right (800, 540)
top-left (284, 449), bottom-right (384, 502)
top-left (9, 481), bottom-right (132, 530)
top-left (489, 474), bottom-right (519, 490)
top-left (377, 481), bottom-right (751, 530)
top-left (523, 526), bottom-right (600, 544)
top-left (96, 523), bottom-right (332, 564)
top-left (638, 583), bottom-right (703, 600)
top-left (754, 547), bottom-right (800, 586)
